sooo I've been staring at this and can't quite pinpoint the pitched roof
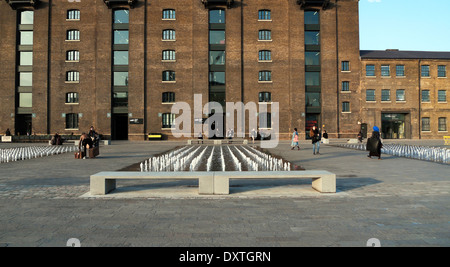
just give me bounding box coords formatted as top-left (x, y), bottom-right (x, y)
top-left (360, 50), bottom-right (450, 60)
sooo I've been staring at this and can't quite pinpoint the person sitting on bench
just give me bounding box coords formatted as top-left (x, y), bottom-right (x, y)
top-left (79, 132), bottom-right (93, 159)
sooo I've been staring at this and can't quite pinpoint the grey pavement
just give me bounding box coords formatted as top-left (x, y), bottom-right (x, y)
top-left (0, 139), bottom-right (449, 247)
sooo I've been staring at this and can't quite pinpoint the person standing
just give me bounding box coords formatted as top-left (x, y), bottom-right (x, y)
top-left (366, 126), bottom-right (383, 160)
top-left (251, 128), bottom-right (257, 144)
top-left (311, 126), bottom-right (320, 155)
top-left (291, 128), bottom-right (300, 150)
top-left (5, 128), bottom-right (11, 136)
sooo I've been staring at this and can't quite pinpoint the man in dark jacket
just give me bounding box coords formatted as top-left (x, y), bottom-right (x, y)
top-left (367, 126), bottom-right (382, 159)
top-left (311, 126), bottom-right (320, 155)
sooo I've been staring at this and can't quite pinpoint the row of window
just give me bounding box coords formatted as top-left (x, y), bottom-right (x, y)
top-left (422, 117), bottom-right (447, 132)
top-left (365, 89), bottom-right (447, 102)
top-left (365, 64), bottom-right (447, 78)
top-left (66, 9), bottom-right (275, 22)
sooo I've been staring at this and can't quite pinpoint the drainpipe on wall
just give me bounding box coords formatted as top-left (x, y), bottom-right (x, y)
top-left (335, 0), bottom-right (340, 138)
top-left (418, 59), bottom-right (421, 139)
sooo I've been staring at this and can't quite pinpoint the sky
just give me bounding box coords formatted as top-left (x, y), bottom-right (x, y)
top-left (359, 0), bottom-right (450, 52)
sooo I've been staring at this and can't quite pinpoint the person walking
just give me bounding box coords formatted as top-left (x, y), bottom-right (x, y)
top-left (366, 126), bottom-right (383, 160)
top-left (291, 128), bottom-right (300, 150)
top-left (311, 126), bottom-right (320, 155)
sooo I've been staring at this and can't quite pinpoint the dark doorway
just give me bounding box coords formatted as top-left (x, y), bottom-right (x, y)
top-left (15, 114), bottom-right (32, 136)
top-left (112, 114), bottom-right (128, 140)
top-left (305, 114), bottom-right (320, 139)
top-left (360, 123), bottom-right (368, 138)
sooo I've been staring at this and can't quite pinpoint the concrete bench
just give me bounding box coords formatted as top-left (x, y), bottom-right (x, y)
top-left (1, 136), bottom-right (12, 143)
top-left (90, 170), bottom-right (335, 196)
top-left (90, 171), bottom-right (215, 195)
top-left (213, 171), bottom-right (336, 194)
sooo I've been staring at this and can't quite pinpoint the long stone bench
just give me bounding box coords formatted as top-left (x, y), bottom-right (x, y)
top-left (213, 171), bottom-right (336, 194)
top-left (90, 171), bottom-right (215, 195)
top-left (90, 170), bottom-right (335, 195)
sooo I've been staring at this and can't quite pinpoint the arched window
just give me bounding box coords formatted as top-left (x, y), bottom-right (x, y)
top-left (162, 9), bottom-right (176, 20)
top-left (258, 71), bottom-right (271, 82)
top-left (66, 50), bottom-right (79, 61)
top-left (258, 10), bottom-right (271, 20)
top-left (162, 50), bottom-right (176, 61)
top-left (67, 9), bottom-right (80, 20)
top-left (66, 92), bottom-right (79, 104)
top-left (66, 30), bottom-right (80, 41)
top-left (162, 70), bottom-right (176, 81)
top-left (258, 50), bottom-right (271, 61)
top-left (162, 92), bottom-right (176, 103)
top-left (258, 92), bottom-right (272, 103)
top-left (162, 29), bottom-right (176, 40)
top-left (66, 71), bottom-right (79, 82)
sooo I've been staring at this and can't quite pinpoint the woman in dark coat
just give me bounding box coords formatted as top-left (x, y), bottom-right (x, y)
top-left (367, 126), bottom-right (382, 159)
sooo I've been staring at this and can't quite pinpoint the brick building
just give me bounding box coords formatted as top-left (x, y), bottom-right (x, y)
top-left (0, 0), bottom-right (447, 141)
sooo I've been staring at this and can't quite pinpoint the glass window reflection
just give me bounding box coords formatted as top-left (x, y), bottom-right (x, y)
top-left (20, 11), bottom-right (34, 25)
top-left (305, 31), bottom-right (320, 45)
top-left (209, 9), bottom-right (225, 23)
top-left (305, 72), bottom-right (320, 86)
top-left (209, 51), bottom-right (225, 65)
top-left (114, 51), bottom-right (129, 65)
top-left (20, 31), bottom-right (33, 45)
top-left (305, 52), bottom-right (320, 66)
top-left (114, 30), bottom-right (129, 44)
top-left (209, 72), bottom-right (225, 86)
top-left (19, 72), bottom-right (32, 87)
top-left (209, 30), bottom-right (225, 45)
top-left (114, 72), bottom-right (129, 86)
top-left (304, 11), bottom-right (319, 25)
top-left (114, 9), bottom-right (129, 24)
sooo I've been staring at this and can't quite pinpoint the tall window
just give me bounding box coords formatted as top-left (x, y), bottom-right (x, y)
top-left (259, 50), bottom-right (271, 61)
top-left (209, 30), bottom-right (225, 44)
top-left (422, 90), bottom-right (430, 102)
top-left (162, 29), bottom-right (176, 40)
top-left (209, 51), bottom-right (225, 65)
top-left (19, 52), bottom-right (33, 66)
top-left (19, 72), bottom-right (32, 87)
top-left (66, 71), bottom-right (79, 82)
top-left (113, 92), bottom-right (128, 107)
top-left (209, 72), bottom-right (225, 86)
top-left (162, 113), bottom-right (175, 129)
top-left (396, 89), bottom-right (405, 101)
top-left (381, 65), bottom-right (390, 76)
top-left (20, 11), bottom-right (34, 24)
top-left (438, 117), bottom-right (447, 132)
top-left (66, 50), bottom-right (79, 61)
top-left (258, 92), bottom-right (272, 103)
top-left (341, 61), bottom-right (350, 71)
top-left (66, 113), bottom-right (79, 129)
top-left (366, 65), bottom-right (375, 76)
top-left (421, 117), bottom-right (430, 131)
top-left (305, 31), bottom-right (320, 45)
top-left (66, 92), bottom-right (79, 104)
top-left (421, 65), bottom-right (430, 77)
top-left (342, 102), bottom-right (350, 112)
top-left (162, 50), bottom-right (176, 61)
top-left (396, 65), bottom-right (405, 77)
top-left (162, 70), bottom-right (176, 82)
top-left (19, 93), bottom-right (32, 108)
top-left (114, 30), bottom-right (129, 44)
top-left (67, 9), bottom-right (80, 20)
top-left (259, 71), bottom-right (271, 82)
top-left (341, 81), bottom-right (350, 92)
top-left (162, 9), bottom-right (176, 20)
top-left (113, 51), bottom-right (129, 65)
top-left (438, 65), bottom-right (447, 77)
top-left (114, 9), bottom-right (129, 24)
top-left (66, 30), bottom-right (80, 41)
top-left (438, 90), bottom-right (447, 102)
top-left (305, 52), bottom-right (320, 66)
top-left (366, 89), bottom-right (375, 101)
top-left (258, 30), bottom-right (271, 41)
top-left (258, 10), bottom-right (271, 20)
top-left (162, 92), bottom-right (175, 103)
top-left (381, 89), bottom-right (390, 101)
top-left (259, 113), bottom-right (272, 128)
top-left (209, 9), bottom-right (225, 23)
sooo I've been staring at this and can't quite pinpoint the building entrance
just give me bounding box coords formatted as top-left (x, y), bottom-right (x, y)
top-left (15, 114), bottom-right (32, 136)
top-left (381, 113), bottom-right (408, 139)
top-left (112, 114), bottom-right (128, 140)
top-left (305, 114), bottom-right (320, 139)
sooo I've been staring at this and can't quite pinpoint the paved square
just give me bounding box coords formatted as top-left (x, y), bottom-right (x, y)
top-left (0, 140), bottom-right (449, 247)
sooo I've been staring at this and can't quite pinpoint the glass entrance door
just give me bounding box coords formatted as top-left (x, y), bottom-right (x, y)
top-left (381, 113), bottom-right (406, 139)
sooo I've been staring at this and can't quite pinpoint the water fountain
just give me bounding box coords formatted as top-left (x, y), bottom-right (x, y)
top-left (131, 145), bottom-right (298, 173)
top-left (337, 143), bottom-right (449, 164)
top-left (0, 145), bottom-right (78, 164)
